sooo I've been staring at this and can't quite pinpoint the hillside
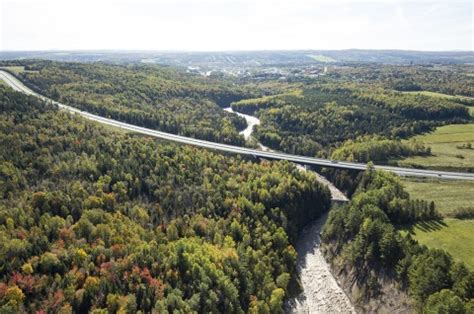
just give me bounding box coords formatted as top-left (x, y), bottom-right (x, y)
top-left (232, 83), bottom-right (470, 157)
top-left (322, 168), bottom-right (474, 312)
top-left (1, 61), bottom-right (255, 146)
top-left (0, 85), bottom-right (331, 312)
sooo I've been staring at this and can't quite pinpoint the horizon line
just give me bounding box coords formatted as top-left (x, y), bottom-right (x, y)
top-left (1, 48), bottom-right (473, 54)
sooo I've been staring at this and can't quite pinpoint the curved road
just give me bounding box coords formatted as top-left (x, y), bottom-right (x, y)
top-left (1, 70), bottom-right (473, 181)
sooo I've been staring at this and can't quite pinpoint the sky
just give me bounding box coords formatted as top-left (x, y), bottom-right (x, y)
top-left (1, 0), bottom-right (473, 51)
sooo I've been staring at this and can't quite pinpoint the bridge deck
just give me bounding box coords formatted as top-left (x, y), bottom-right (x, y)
top-left (1, 70), bottom-right (473, 181)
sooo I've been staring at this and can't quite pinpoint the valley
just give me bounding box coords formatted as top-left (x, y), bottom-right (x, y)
top-left (0, 51), bottom-right (473, 313)
top-left (2, 0), bottom-right (473, 311)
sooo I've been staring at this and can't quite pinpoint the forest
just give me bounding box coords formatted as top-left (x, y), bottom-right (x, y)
top-left (2, 61), bottom-right (471, 166)
top-left (322, 167), bottom-right (474, 312)
top-left (1, 58), bottom-right (473, 313)
top-left (0, 60), bottom-right (256, 146)
top-left (0, 85), bottom-right (332, 313)
top-left (330, 136), bottom-right (431, 163)
top-left (324, 64), bottom-right (474, 97)
top-left (233, 84), bottom-right (470, 158)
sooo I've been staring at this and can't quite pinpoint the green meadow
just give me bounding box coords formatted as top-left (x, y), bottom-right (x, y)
top-left (306, 54), bottom-right (336, 62)
top-left (402, 178), bottom-right (474, 270)
top-left (399, 124), bottom-right (474, 171)
top-left (403, 90), bottom-right (473, 101)
top-left (1, 65), bottom-right (27, 74)
top-left (1, 65), bottom-right (39, 74)
top-left (402, 178), bottom-right (474, 216)
top-left (408, 218), bottom-right (474, 270)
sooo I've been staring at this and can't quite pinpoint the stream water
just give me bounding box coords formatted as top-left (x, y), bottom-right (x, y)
top-left (223, 107), bottom-right (260, 140)
top-left (224, 106), bottom-right (355, 313)
top-left (223, 107), bottom-right (271, 151)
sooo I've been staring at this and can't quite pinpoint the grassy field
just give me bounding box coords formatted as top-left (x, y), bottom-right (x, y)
top-left (402, 178), bottom-right (474, 216)
top-left (0, 66), bottom-right (39, 74)
top-left (403, 90), bottom-right (474, 117)
top-left (403, 91), bottom-right (474, 116)
top-left (399, 124), bottom-right (474, 171)
top-left (307, 54), bottom-right (336, 63)
top-left (403, 90), bottom-right (473, 101)
top-left (231, 89), bottom-right (303, 107)
top-left (402, 178), bottom-right (474, 270)
top-left (408, 218), bottom-right (474, 270)
top-left (1, 66), bottom-right (26, 74)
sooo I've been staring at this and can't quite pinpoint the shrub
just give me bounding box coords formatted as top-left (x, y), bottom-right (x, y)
top-left (448, 207), bottom-right (474, 220)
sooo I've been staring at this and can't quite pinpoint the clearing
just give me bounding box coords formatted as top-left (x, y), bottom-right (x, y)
top-left (408, 218), bottom-right (474, 270)
top-left (402, 178), bottom-right (474, 270)
top-left (307, 55), bottom-right (336, 63)
top-left (399, 124), bottom-right (474, 171)
top-left (402, 178), bottom-right (474, 216)
top-left (402, 90), bottom-right (473, 102)
top-left (0, 66), bottom-right (39, 74)
top-left (0, 66), bottom-right (26, 74)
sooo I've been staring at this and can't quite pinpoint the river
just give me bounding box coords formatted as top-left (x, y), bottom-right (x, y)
top-left (223, 107), bottom-right (272, 151)
top-left (223, 107), bottom-right (259, 140)
top-left (224, 106), bottom-right (355, 313)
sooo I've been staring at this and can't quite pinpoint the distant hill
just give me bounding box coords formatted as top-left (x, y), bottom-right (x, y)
top-left (1, 49), bottom-right (473, 66)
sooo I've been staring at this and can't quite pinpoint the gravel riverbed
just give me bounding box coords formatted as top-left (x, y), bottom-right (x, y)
top-left (288, 213), bottom-right (355, 313)
top-left (224, 107), bottom-right (355, 313)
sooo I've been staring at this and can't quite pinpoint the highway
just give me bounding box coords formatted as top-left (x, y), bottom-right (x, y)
top-left (1, 69), bottom-right (474, 181)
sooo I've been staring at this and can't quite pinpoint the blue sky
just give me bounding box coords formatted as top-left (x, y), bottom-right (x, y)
top-left (1, 0), bottom-right (472, 51)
